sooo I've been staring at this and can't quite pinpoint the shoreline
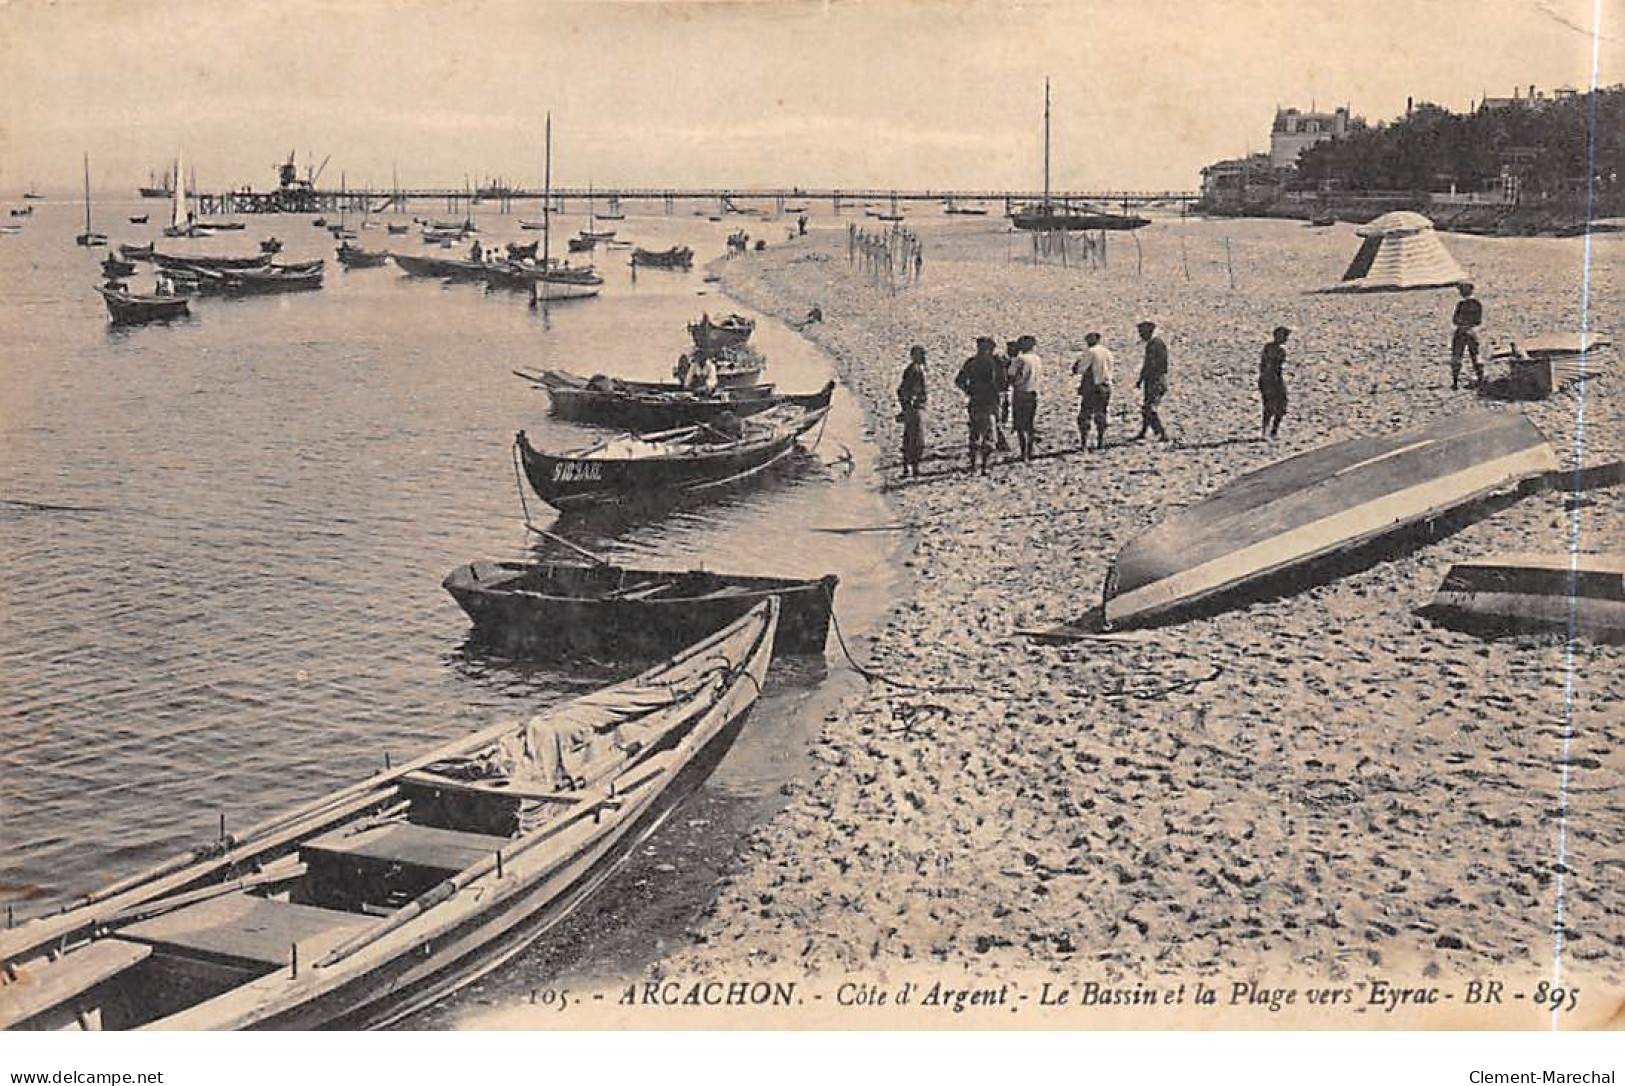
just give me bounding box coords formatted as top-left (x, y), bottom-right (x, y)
top-left (652, 215), bottom-right (1622, 1013)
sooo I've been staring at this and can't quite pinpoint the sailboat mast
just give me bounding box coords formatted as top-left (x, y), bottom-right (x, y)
top-left (1043, 77), bottom-right (1051, 210)
top-left (542, 112), bottom-right (552, 272)
top-left (82, 153), bottom-right (91, 233)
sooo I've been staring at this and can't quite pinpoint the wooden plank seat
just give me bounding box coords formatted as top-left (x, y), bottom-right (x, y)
top-left (0, 939), bottom-right (152, 1029)
top-left (117, 893), bottom-right (372, 971)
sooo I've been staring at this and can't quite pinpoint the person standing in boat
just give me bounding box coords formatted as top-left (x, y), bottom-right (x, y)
top-left (1007, 334), bottom-right (1042, 462)
top-left (695, 354), bottom-right (720, 396)
top-left (1072, 331), bottom-right (1114, 450)
top-left (1259, 325), bottom-right (1291, 439)
top-left (897, 345), bottom-right (928, 477)
top-left (955, 337), bottom-right (1002, 474)
top-left (1132, 320), bottom-right (1170, 442)
top-left (673, 353), bottom-right (694, 389)
top-left (1450, 282), bottom-right (1484, 390)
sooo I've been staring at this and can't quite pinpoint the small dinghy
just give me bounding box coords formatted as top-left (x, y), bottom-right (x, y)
top-left (95, 284), bottom-right (189, 325)
top-left (444, 560), bottom-right (836, 658)
top-left (336, 242), bottom-right (390, 268)
top-left (1418, 553), bottom-right (1624, 642)
top-left (0, 603), bottom-right (777, 1030)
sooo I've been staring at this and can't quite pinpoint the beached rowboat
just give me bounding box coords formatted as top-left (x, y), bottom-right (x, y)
top-left (1102, 411), bottom-right (1559, 628)
top-left (1418, 553), bottom-right (1624, 642)
top-left (444, 560), bottom-right (835, 658)
top-left (0, 602), bottom-right (777, 1030)
top-left (689, 313), bottom-right (753, 352)
top-left (516, 399), bottom-right (830, 511)
top-left (631, 246), bottom-right (694, 270)
top-left (336, 244), bottom-right (390, 269)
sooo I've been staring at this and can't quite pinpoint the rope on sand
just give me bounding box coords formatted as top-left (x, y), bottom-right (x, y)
top-left (823, 583), bottom-right (975, 695)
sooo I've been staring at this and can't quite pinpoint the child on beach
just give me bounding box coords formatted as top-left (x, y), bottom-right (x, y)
top-left (1450, 283), bottom-right (1484, 390)
top-left (1259, 326), bottom-right (1290, 439)
top-left (1133, 321), bottom-right (1170, 442)
top-left (1073, 332), bottom-right (1114, 450)
top-left (955, 337), bottom-right (1002, 474)
top-left (897, 345), bottom-right (928, 477)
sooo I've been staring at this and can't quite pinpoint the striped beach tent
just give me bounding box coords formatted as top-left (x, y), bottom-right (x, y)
top-left (1328, 211), bottom-right (1470, 292)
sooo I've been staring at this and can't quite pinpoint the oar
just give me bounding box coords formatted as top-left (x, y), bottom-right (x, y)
top-left (524, 522), bottom-right (616, 567)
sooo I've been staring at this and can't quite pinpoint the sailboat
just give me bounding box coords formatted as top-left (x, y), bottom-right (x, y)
top-left (529, 113), bottom-right (602, 303)
top-left (161, 154), bottom-right (200, 238)
top-left (579, 183), bottom-right (615, 241)
top-left (1010, 79), bottom-right (1149, 232)
top-left (75, 153), bottom-right (107, 247)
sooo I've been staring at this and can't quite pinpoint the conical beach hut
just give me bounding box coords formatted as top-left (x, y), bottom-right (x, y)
top-left (1328, 211), bottom-right (1469, 292)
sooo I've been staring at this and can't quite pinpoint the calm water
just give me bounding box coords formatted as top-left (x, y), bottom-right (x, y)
top-left (0, 195), bottom-right (899, 1008)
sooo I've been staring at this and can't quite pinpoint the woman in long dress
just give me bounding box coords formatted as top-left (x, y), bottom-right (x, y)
top-left (897, 345), bottom-right (928, 477)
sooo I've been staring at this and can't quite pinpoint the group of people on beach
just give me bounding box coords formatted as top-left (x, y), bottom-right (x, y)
top-left (894, 284), bottom-right (1488, 476)
top-left (896, 320), bottom-right (1192, 476)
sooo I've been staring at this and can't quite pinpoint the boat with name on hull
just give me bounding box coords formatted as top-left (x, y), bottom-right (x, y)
top-left (1418, 553), bottom-right (1624, 642)
top-left (1100, 411), bottom-right (1559, 629)
top-left (443, 560), bottom-right (837, 658)
top-left (0, 603), bottom-right (777, 1031)
top-left (516, 399), bottom-right (831, 512)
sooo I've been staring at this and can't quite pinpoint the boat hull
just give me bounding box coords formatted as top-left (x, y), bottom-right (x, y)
top-left (444, 560), bottom-right (837, 657)
top-left (516, 403), bottom-right (828, 511)
top-left (1103, 411), bottom-right (1559, 628)
top-left (1419, 554), bottom-right (1624, 642)
top-left (1012, 209), bottom-right (1149, 231)
top-left (540, 372), bottom-right (830, 431)
top-left (97, 287), bottom-right (189, 325)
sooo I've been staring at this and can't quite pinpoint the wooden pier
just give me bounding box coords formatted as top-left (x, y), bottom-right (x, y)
top-left (189, 186), bottom-right (1198, 217)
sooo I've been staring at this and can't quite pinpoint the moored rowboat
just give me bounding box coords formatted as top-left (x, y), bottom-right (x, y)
top-left (444, 560), bottom-right (836, 657)
top-left (1102, 411), bottom-right (1559, 628)
top-left (95, 285), bottom-right (189, 325)
top-left (1418, 553), bottom-right (1624, 642)
top-left (525, 369), bottom-right (831, 431)
top-left (0, 602), bottom-right (778, 1030)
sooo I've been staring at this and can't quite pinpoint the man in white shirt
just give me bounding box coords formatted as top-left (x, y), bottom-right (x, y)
top-left (1072, 331), bottom-right (1114, 450)
top-left (1007, 334), bottom-right (1043, 461)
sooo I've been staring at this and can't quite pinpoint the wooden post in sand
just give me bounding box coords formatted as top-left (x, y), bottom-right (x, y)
top-left (1133, 232), bottom-right (1143, 277)
top-left (1224, 236), bottom-right (1236, 289)
top-left (1180, 233), bottom-right (1191, 282)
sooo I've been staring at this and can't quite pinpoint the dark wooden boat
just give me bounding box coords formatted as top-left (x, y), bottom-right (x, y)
top-left (631, 246), bottom-right (694, 269)
top-left (336, 243), bottom-right (390, 268)
top-left (502, 240), bottom-right (536, 259)
top-left (1418, 553), bottom-right (1624, 642)
top-left (220, 261), bottom-right (325, 293)
top-left (198, 221), bottom-right (245, 231)
top-left (259, 237), bottom-right (283, 254)
top-left (1310, 213), bottom-right (1336, 227)
top-left (9, 207), bottom-right (33, 218)
top-left (578, 229), bottom-right (616, 242)
top-left (525, 369), bottom-right (832, 431)
top-left (311, 217), bottom-right (327, 227)
top-left (152, 251), bottom-right (272, 271)
top-left (1102, 411), bottom-right (1559, 629)
top-left (119, 243), bottom-right (155, 260)
top-left (95, 285), bottom-right (189, 325)
top-left (444, 560), bottom-right (835, 658)
top-left (1011, 205), bottom-right (1149, 231)
top-left (0, 602), bottom-right (777, 1030)
top-left (516, 399), bottom-right (831, 511)
top-left (519, 219), bottom-right (547, 231)
top-left (386, 223), bottom-right (409, 235)
top-left (101, 254), bottom-right (137, 278)
top-left (688, 313), bottom-right (754, 352)
top-left (129, 214), bottom-right (149, 224)
top-left (75, 232), bottom-right (108, 247)
top-left (391, 251), bottom-right (488, 280)
top-left (567, 236), bottom-right (596, 253)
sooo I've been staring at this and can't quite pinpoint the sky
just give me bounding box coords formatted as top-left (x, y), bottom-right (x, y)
top-left (0, 0), bottom-right (1615, 195)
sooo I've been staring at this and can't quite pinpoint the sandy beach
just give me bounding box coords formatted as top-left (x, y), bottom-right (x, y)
top-left (633, 212), bottom-right (1624, 1026)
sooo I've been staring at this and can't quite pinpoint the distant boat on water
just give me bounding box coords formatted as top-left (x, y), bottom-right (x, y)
top-left (138, 168), bottom-right (173, 199)
top-left (76, 153), bottom-right (107, 247)
top-left (1011, 79), bottom-right (1148, 232)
